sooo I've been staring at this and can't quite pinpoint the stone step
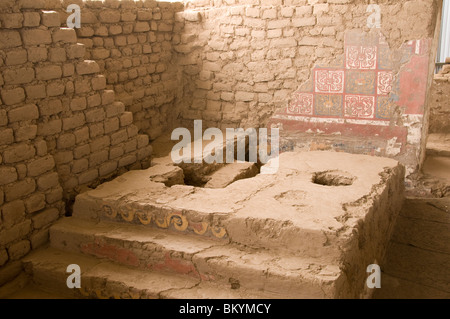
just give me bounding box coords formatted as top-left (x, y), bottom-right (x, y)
top-left (48, 218), bottom-right (342, 298)
top-left (70, 151), bottom-right (405, 298)
top-left (72, 152), bottom-right (404, 259)
top-left (21, 247), bottom-right (295, 299)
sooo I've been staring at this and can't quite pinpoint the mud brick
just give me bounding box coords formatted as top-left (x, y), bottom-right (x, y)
top-left (86, 108), bottom-right (106, 123)
top-left (1, 200), bottom-right (25, 228)
top-left (39, 99), bottom-right (63, 116)
top-left (62, 113), bottom-right (85, 130)
top-left (41, 10), bottom-right (60, 27)
top-left (15, 125), bottom-right (38, 142)
top-left (78, 169), bottom-right (98, 185)
top-left (118, 154), bottom-right (136, 167)
top-left (89, 150), bottom-right (109, 167)
top-left (99, 161), bottom-right (118, 176)
top-left (4, 179), bottom-right (35, 202)
top-left (25, 85), bottom-right (46, 99)
top-left (76, 60), bottom-right (100, 75)
top-left (0, 220), bottom-right (31, 246)
top-left (0, 167), bottom-right (18, 186)
top-left (70, 97), bottom-right (87, 111)
top-left (1, 88), bottom-right (25, 106)
top-left (32, 208), bottom-right (59, 229)
top-left (24, 193), bottom-right (46, 213)
top-left (5, 49), bottom-right (27, 65)
top-left (111, 129), bottom-right (128, 145)
top-left (37, 172), bottom-right (60, 190)
top-left (8, 104), bottom-right (39, 123)
top-left (99, 10), bottom-right (121, 23)
top-left (104, 117), bottom-right (119, 134)
top-left (119, 112), bottom-right (133, 127)
top-left (102, 90), bottom-right (115, 105)
top-left (27, 47), bottom-right (47, 63)
top-left (3, 144), bottom-right (35, 164)
top-left (72, 159), bottom-right (89, 174)
top-left (52, 28), bottom-right (77, 43)
top-left (66, 43), bottom-right (86, 59)
top-left (87, 94), bottom-right (102, 108)
top-left (21, 29), bottom-right (52, 46)
top-left (37, 119), bottom-right (62, 136)
top-left (0, 128), bottom-right (14, 146)
top-left (23, 12), bottom-right (40, 27)
top-left (35, 65), bottom-right (62, 80)
top-left (45, 187), bottom-right (63, 204)
top-left (27, 156), bottom-right (55, 177)
top-left (57, 133), bottom-right (76, 149)
top-left (0, 30), bottom-right (22, 49)
top-left (92, 75), bottom-right (107, 90)
top-left (7, 240), bottom-right (30, 261)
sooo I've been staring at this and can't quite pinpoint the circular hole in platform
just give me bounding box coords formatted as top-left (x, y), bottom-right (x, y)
top-left (312, 170), bottom-right (356, 187)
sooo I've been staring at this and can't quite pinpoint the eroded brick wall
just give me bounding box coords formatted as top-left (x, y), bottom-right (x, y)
top-left (0, 0), bottom-right (153, 285)
top-left (58, 0), bottom-right (184, 140)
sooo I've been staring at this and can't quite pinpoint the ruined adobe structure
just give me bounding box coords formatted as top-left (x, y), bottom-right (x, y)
top-left (430, 61), bottom-right (450, 134)
top-left (0, 0), bottom-right (444, 298)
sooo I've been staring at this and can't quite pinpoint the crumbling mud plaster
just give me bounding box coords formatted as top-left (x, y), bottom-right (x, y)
top-left (175, 0), bottom-right (442, 180)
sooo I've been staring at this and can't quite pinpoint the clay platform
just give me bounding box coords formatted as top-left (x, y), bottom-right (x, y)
top-left (20, 150), bottom-right (405, 299)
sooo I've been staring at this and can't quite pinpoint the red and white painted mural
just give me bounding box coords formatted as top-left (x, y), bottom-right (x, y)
top-left (270, 30), bottom-right (433, 176)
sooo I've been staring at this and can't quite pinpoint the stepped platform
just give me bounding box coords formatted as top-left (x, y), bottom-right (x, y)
top-left (17, 151), bottom-right (405, 299)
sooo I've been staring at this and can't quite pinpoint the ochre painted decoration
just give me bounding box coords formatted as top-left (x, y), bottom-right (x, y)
top-left (155, 215), bottom-right (170, 228)
top-left (100, 203), bottom-right (227, 239)
top-left (79, 287), bottom-right (90, 297)
top-left (102, 204), bottom-right (117, 219)
top-left (211, 226), bottom-right (227, 239)
top-left (192, 222), bottom-right (209, 235)
top-left (169, 213), bottom-right (189, 232)
top-left (136, 211), bottom-right (152, 225)
top-left (119, 205), bottom-right (135, 222)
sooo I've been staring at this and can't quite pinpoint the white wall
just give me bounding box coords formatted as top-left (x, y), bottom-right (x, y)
top-left (438, 0), bottom-right (450, 62)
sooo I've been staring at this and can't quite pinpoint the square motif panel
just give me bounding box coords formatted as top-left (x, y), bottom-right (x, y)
top-left (345, 70), bottom-right (376, 95)
top-left (314, 69), bottom-right (345, 94)
top-left (377, 71), bottom-right (394, 95)
top-left (287, 93), bottom-right (314, 115)
top-left (376, 96), bottom-right (393, 120)
top-left (344, 95), bottom-right (375, 119)
top-left (315, 94), bottom-right (343, 117)
top-left (346, 46), bottom-right (378, 70)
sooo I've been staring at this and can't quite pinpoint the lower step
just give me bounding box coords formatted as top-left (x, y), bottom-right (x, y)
top-left (48, 217), bottom-right (342, 298)
top-left (22, 247), bottom-right (283, 299)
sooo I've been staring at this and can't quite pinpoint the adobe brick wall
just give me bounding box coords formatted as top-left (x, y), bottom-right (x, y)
top-left (0, 0), bottom-right (154, 284)
top-left (56, 0), bottom-right (185, 140)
